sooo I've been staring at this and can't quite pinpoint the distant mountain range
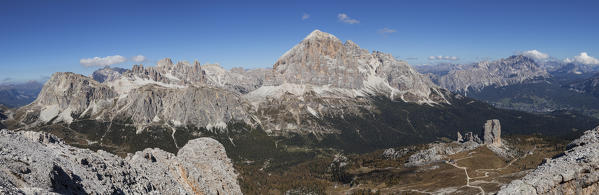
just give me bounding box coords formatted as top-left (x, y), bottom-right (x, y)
top-left (2, 30), bottom-right (596, 158)
top-left (424, 55), bottom-right (549, 92)
top-left (0, 81), bottom-right (43, 108)
top-left (417, 56), bottom-right (599, 118)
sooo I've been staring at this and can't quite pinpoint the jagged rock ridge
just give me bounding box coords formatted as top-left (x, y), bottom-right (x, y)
top-left (0, 129), bottom-right (241, 194)
top-left (12, 71), bottom-right (253, 132)
top-left (425, 55), bottom-right (549, 92)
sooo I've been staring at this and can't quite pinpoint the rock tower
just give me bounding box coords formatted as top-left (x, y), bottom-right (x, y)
top-left (484, 119), bottom-right (502, 147)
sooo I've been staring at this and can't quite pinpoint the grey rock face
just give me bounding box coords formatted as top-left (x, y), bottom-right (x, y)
top-left (26, 72), bottom-right (117, 124)
top-left (130, 58), bottom-right (206, 85)
top-left (202, 64), bottom-right (270, 94)
top-left (0, 129), bottom-right (241, 195)
top-left (270, 29), bottom-right (445, 103)
top-left (484, 119), bottom-right (502, 147)
top-left (464, 131), bottom-right (482, 144)
top-left (248, 88), bottom-right (375, 135)
top-left (457, 131), bottom-right (463, 142)
top-left (128, 58), bottom-right (269, 94)
top-left (427, 55), bottom-right (549, 92)
top-left (273, 30), bottom-right (366, 89)
top-left (372, 51), bottom-right (446, 102)
top-left (92, 66), bottom-right (127, 83)
top-left (498, 126), bottom-right (599, 195)
top-left (115, 84), bottom-right (253, 132)
top-left (12, 71), bottom-right (253, 132)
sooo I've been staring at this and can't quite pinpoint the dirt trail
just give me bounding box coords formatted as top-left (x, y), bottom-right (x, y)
top-left (446, 147), bottom-right (537, 194)
top-left (446, 159), bottom-right (485, 194)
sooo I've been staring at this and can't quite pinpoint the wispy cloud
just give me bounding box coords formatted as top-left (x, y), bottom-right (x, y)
top-left (404, 57), bottom-right (418, 60)
top-left (131, 55), bottom-right (146, 63)
top-left (338, 13), bottom-right (359, 24)
top-left (428, 56), bottom-right (459, 61)
top-left (378, 27), bottom-right (396, 35)
top-left (520, 50), bottom-right (549, 60)
top-left (302, 13), bottom-right (310, 20)
top-left (80, 55), bottom-right (126, 67)
top-left (565, 52), bottom-right (599, 65)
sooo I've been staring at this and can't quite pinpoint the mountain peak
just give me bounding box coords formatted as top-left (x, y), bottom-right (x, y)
top-left (507, 55), bottom-right (534, 62)
top-left (157, 58), bottom-right (174, 67)
top-left (303, 29), bottom-right (339, 41)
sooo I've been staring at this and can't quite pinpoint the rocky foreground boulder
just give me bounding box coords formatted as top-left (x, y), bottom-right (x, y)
top-left (498, 126), bottom-right (599, 195)
top-left (0, 129), bottom-right (241, 194)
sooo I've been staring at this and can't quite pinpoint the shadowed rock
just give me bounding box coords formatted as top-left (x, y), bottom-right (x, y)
top-left (0, 129), bottom-right (242, 194)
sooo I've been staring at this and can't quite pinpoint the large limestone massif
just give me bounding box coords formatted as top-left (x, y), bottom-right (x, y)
top-left (0, 129), bottom-right (241, 194)
top-left (270, 30), bottom-right (445, 103)
top-left (5, 29), bottom-right (448, 136)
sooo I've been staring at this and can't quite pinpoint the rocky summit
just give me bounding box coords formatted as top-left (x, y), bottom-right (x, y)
top-left (271, 29), bottom-right (445, 103)
top-left (0, 129), bottom-right (241, 194)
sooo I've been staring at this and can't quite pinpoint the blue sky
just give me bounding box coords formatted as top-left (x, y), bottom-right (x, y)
top-left (1, 0), bottom-right (598, 82)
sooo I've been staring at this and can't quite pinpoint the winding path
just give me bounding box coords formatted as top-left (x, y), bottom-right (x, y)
top-left (445, 158), bottom-right (486, 194)
top-left (445, 147), bottom-right (537, 195)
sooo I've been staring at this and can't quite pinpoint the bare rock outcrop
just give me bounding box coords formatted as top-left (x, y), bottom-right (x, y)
top-left (464, 131), bottom-right (482, 143)
top-left (498, 126), bottom-right (599, 195)
top-left (0, 129), bottom-right (241, 194)
top-left (382, 147), bottom-right (416, 160)
top-left (484, 119), bottom-right (502, 147)
top-left (405, 141), bottom-right (480, 167)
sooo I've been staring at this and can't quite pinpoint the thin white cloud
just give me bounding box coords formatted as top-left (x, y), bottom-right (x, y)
top-left (565, 52), bottom-right (599, 65)
top-left (131, 55), bottom-right (146, 63)
top-left (378, 27), bottom-right (396, 35)
top-left (80, 55), bottom-right (126, 67)
top-left (338, 13), bottom-right (359, 24)
top-left (428, 56), bottom-right (459, 61)
top-left (302, 13), bottom-right (310, 20)
top-left (521, 50), bottom-right (549, 60)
